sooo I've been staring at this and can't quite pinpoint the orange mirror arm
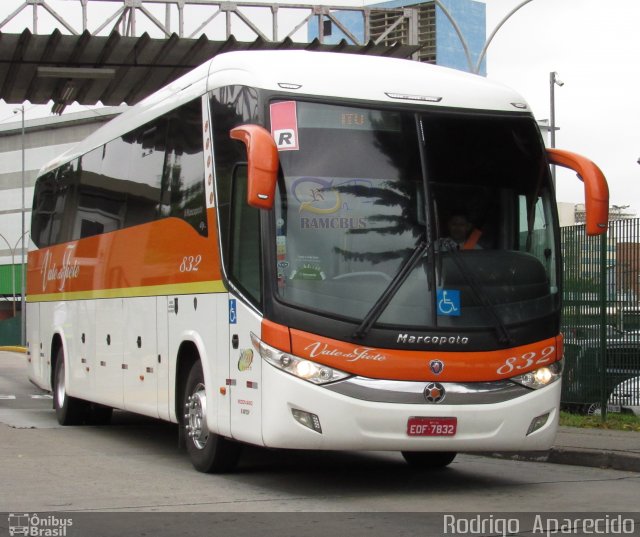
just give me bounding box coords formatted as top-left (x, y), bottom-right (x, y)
top-left (547, 148), bottom-right (609, 236)
top-left (230, 124), bottom-right (279, 210)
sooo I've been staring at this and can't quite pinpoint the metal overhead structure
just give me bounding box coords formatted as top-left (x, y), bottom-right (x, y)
top-left (0, 0), bottom-right (422, 113)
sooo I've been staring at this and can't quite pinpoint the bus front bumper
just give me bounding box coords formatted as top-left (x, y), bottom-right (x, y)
top-left (258, 364), bottom-right (561, 452)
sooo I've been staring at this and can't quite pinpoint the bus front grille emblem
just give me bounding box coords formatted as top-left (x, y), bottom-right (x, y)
top-left (429, 359), bottom-right (444, 375)
top-left (424, 382), bottom-right (446, 403)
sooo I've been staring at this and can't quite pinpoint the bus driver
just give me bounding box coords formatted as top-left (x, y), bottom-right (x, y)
top-left (446, 213), bottom-right (482, 249)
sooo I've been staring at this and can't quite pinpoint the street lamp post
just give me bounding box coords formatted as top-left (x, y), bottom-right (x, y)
top-left (549, 71), bottom-right (564, 184)
top-left (13, 105), bottom-right (26, 346)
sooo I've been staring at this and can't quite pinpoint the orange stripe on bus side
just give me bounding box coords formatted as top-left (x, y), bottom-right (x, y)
top-left (28, 210), bottom-right (221, 298)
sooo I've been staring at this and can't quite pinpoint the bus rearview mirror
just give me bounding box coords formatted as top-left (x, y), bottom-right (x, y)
top-left (230, 124), bottom-right (279, 210)
top-left (546, 148), bottom-right (609, 236)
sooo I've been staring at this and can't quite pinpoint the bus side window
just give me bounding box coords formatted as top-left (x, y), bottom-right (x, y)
top-left (126, 121), bottom-right (167, 228)
top-left (31, 163), bottom-right (77, 247)
top-left (31, 171), bottom-right (58, 247)
top-left (164, 99), bottom-right (207, 236)
top-left (56, 160), bottom-right (79, 243)
top-left (76, 145), bottom-right (125, 239)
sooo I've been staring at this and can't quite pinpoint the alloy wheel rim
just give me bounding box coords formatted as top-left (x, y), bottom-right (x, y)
top-left (185, 382), bottom-right (209, 449)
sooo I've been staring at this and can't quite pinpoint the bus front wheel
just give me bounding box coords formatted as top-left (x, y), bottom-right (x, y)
top-left (401, 451), bottom-right (457, 469)
top-left (183, 361), bottom-right (241, 473)
top-left (52, 347), bottom-right (88, 425)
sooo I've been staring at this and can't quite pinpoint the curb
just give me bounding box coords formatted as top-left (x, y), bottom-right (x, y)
top-left (485, 448), bottom-right (640, 473)
top-left (0, 346), bottom-right (27, 353)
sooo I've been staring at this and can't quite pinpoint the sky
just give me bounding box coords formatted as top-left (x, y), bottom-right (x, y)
top-left (482, 0), bottom-right (640, 214)
top-left (0, 0), bottom-right (638, 213)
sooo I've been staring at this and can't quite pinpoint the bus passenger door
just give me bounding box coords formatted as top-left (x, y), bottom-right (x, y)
top-left (228, 297), bottom-right (263, 446)
top-left (123, 297), bottom-right (159, 418)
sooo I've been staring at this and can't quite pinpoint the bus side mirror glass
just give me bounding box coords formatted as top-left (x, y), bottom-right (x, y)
top-left (546, 148), bottom-right (609, 236)
top-left (230, 124), bottom-right (279, 210)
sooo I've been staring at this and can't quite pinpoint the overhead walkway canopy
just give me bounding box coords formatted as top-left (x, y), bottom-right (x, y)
top-left (0, 1), bottom-right (423, 113)
top-left (0, 30), bottom-right (420, 113)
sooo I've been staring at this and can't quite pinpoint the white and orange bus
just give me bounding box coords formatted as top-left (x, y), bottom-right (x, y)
top-left (26, 50), bottom-right (608, 472)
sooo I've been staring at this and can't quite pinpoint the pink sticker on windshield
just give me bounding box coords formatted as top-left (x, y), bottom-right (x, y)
top-left (270, 101), bottom-right (299, 151)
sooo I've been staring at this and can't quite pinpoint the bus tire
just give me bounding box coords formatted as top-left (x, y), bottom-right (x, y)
top-left (53, 347), bottom-right (88, 426)
top-left (401, 451), bottom-right (456, 468)
top-left (183, 361), bottom-right (241, 473)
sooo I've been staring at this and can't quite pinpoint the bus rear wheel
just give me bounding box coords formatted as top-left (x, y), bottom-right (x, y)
top-left (183, 361), bottom-right (241, 473)
top-left (52, 347), bottom-right (88, 425)
top-left (401, 451), bottom-right (457, 469)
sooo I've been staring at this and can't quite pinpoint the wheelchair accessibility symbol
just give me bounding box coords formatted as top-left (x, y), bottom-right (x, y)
top-left (437, 289), bottom-right (461, 316)
top-left (229, 299), bottom-right (237, 324)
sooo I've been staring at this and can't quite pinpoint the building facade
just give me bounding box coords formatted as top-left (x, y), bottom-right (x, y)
top-left (0, 107), bottom-right (124, 319)
top-left (308, 0), bottom-right (486, 74)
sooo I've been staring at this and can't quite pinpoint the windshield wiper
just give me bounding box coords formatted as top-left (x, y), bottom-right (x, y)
top-left (353, 238), bottom-right (429, 340)
top-left (438, 239), bottom-right (512, 345)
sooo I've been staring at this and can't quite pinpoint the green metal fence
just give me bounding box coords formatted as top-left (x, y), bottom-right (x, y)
top-left (561, 219), bottom-right (640, 415)
top-left (0, 263), bottom-right (23, 296)
top-left (0, 314), bottom-right (21, 346)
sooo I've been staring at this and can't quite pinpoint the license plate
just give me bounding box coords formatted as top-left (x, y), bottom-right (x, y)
top-left (407, 417), bottom-right (457, 437)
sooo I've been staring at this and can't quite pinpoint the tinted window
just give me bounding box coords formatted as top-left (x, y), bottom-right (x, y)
top-left (125, 121), bottom-right (166, 228)
top-left (55, 160), bottom-right (79, 243)
top-left (210, 86), bottom-right (260, 263)
top-left (33, 98), bottom-right (211, 245)
top-left (72, 99), bottom-right (205, 240)
top-left (163, 99), bottom-right (207, 236)
top-left (31, 171), bottom-right (58, 247)
top-left (31, 161), bottom-right (80, 247)
top-left (76, 146), bottom-right (124, 239)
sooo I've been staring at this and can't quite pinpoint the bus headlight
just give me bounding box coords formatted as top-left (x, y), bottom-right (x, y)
top-left (511, 360), bottom-right (563, 390)
top-left (250, 333), bottom-right (350, 385)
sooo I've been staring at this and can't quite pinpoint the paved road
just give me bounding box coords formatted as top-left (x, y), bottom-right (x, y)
top-left (1, 351), bottom-right (639, 536)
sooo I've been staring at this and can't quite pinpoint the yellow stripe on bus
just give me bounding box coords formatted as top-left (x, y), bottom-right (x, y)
top-left (27, 280), bottom-right (228, 303)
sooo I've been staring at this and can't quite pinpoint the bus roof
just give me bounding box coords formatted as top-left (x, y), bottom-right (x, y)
top-left (206, 50), bottom-right (528, 112)
top-left (41, 50), bottom-right (531, 174)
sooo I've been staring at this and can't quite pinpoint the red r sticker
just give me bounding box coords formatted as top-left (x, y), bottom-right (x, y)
top-left (270, 101), bottom-right (299, 151)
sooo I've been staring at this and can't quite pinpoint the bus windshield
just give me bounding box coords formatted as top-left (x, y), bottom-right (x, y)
top-left (273, 100), bottom-right (559, 331)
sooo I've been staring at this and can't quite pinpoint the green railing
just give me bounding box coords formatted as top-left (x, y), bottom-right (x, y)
top-left (561, 219), bottom-right (640, 416)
